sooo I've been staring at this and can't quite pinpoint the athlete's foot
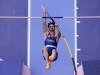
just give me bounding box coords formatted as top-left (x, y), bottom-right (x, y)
top-left (46, 56), bottom-right (54, 70)
top-left (46, 62), bottom-right (51, 70)
top-left (49, 56), bottom-right (54, 61)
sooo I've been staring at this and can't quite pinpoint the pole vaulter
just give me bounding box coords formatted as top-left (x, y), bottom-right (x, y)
top-left (41, 4), bottom-right (77, 75)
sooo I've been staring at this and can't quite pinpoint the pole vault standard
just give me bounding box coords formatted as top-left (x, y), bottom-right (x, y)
top-left (41, 4), bottom-right (77, 75)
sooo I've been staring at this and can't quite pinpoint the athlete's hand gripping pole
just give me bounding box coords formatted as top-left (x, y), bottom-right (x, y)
top-left (41, 5), bottom-right (55, 23)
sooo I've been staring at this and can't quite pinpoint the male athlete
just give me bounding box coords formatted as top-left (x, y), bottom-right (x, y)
top-left (42, 8), bottom-right (61, 70)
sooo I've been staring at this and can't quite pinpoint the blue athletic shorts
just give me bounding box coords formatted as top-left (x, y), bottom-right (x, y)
top-left (42, 47), bottom-right (58, 61)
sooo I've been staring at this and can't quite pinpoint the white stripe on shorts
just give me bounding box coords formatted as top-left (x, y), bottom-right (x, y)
top-left (46, 45), bottom-right (57, 48)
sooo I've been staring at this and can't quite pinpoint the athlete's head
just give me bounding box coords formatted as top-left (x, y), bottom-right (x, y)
top-left (48, 22), bottom-right (55, 31)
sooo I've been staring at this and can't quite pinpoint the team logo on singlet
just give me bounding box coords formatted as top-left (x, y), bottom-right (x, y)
top-left (47, 39), bottom-right (55, 43)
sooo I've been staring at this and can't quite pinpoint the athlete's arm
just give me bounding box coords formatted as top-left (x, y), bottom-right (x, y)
top-left (55, 25), bottom-right (61, 43)
top-left (42, 8), bottom-right (48, 39)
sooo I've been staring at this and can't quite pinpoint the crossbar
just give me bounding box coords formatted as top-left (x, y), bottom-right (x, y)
top-left (0, 16), bottom-right (100, 18)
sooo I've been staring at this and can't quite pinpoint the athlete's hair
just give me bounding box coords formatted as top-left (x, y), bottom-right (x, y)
top-left (48, 22), bottom-right (55, 28)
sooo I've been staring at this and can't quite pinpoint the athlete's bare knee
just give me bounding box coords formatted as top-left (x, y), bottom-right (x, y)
top-left (52, 49), bottom-right (56, 53)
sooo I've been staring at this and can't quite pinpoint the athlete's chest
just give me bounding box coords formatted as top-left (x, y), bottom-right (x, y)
top-left (46, 35), bottom-right (56, 43)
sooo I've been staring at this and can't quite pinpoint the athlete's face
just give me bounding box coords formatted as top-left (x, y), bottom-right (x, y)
top-left (49, 24), bottom-right (55, 31)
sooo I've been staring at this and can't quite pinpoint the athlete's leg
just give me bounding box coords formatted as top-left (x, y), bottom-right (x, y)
top-left (43, 46), bottom-right (51, 70)
top-left (43, 46), bottom-right (49, 63)
top-left (49, 49), bottom-right (57, 61)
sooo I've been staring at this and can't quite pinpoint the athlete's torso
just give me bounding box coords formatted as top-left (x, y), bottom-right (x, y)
top-left (44, 33), bottom-right (57, 48)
